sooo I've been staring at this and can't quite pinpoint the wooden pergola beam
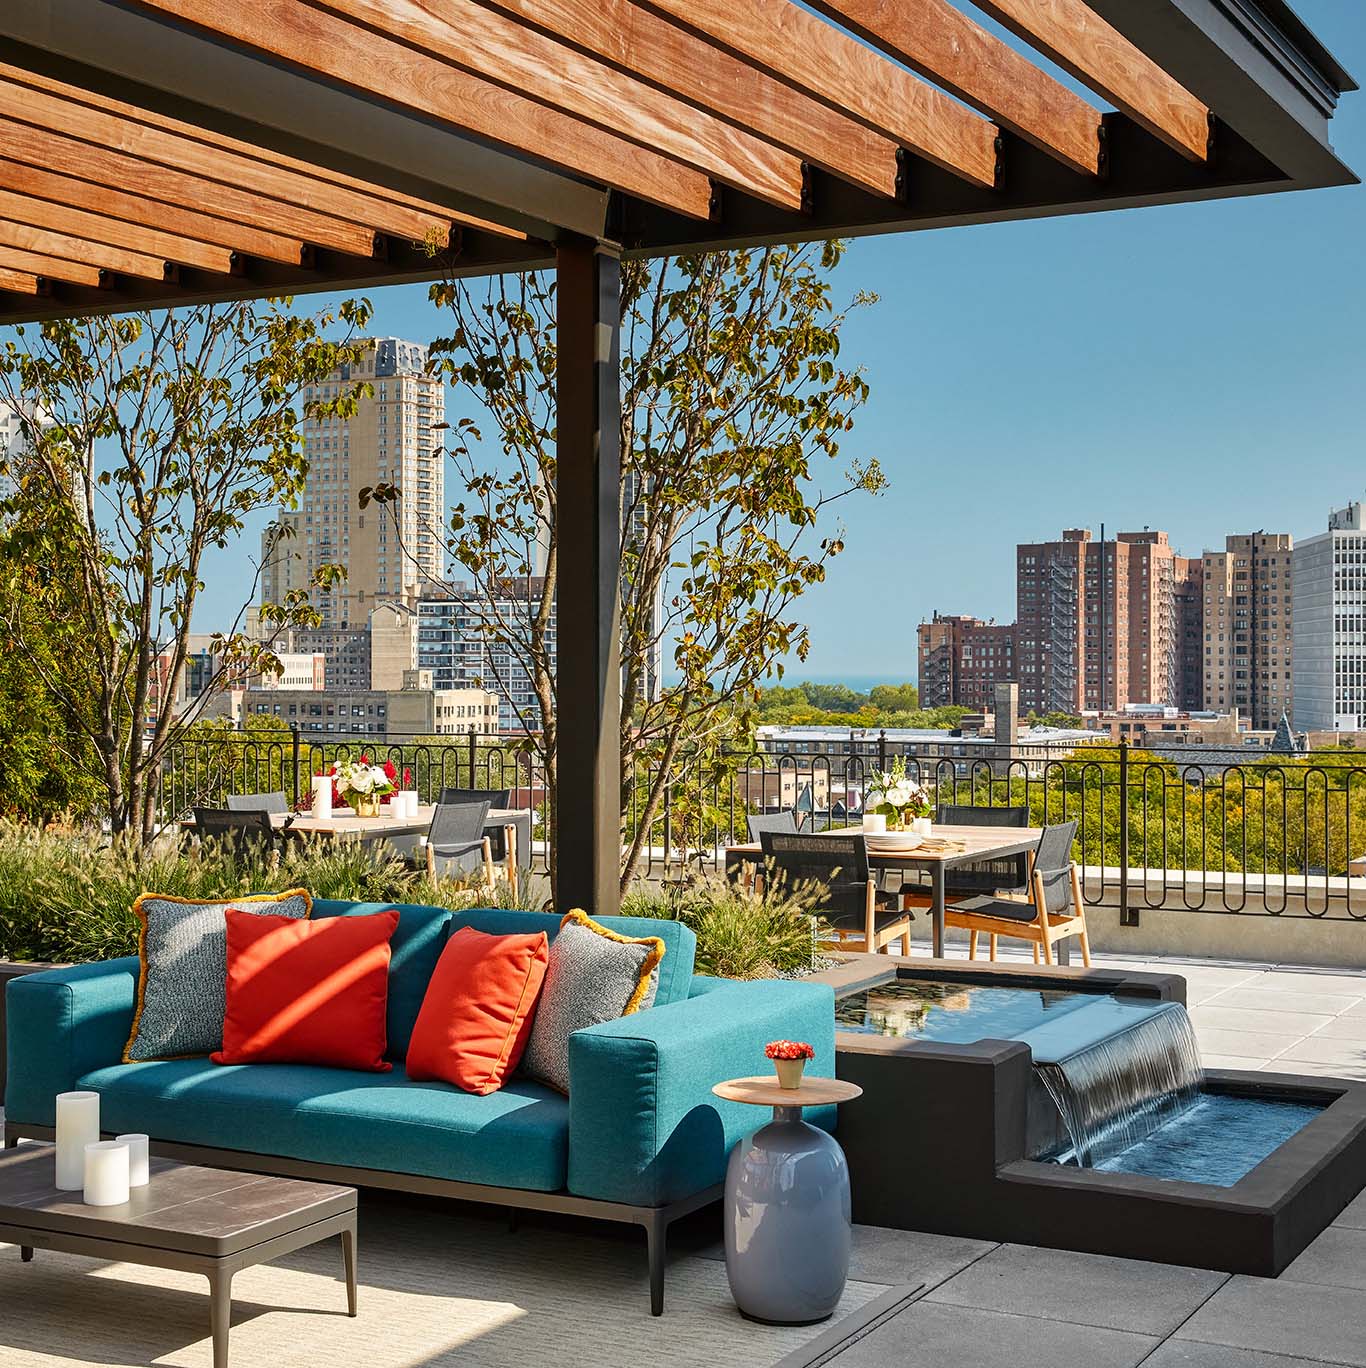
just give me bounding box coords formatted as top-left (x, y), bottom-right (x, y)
top-left (0, 61), bottom-right (526, 245)
top-left (0, 73), bottom-right (456, 246)
top-left (126, 0), bottom-right (716, 220)
top-left (0, 245), bottom-right (103, 289)
top-left (0, 121), bottom-right (384, 259)
top-left (972, 0), bottom-right (1210, 162)
top-left (637, 0), bottom-right (1000, 189)
top-left (0, 159), bottom-right (308, 267)
top-left (466, 0), bottom-right (905, 196)
top-left (0, 189), bottom-right (232, 274)
top-left (0, 267), bottom-right (42, 296)
top-left (0, 220), bottom-right (171, 281)
top-left (804, 0), bottom-right (1104, 176)
top-left (319, 0), bottom-right (808, 208)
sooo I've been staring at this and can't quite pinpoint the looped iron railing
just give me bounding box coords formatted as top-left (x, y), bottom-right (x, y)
top-left (160, 730), bottom-right (1366, 918)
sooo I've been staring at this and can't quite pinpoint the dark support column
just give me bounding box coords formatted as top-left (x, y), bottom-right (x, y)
top-left (554, 236), bottom-right (622, 916)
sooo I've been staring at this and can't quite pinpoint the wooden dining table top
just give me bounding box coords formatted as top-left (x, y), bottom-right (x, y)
top-left (726, 822), bottom-right (1043, 866)
top-left (182, 805), bottom-right (527, 838)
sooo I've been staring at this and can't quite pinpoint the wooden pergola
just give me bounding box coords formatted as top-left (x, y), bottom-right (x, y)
top-left (0, 0), bottom-right (1355, 914)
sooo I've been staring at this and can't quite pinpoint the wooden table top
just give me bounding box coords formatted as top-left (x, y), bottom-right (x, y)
top-left (0, 1146), bottom-right (355, 1257)
top-left (727, 823), bottom-right (1043, 866)
top-left (713, 1075), bottom-right (863, 1108)
top-left (183, 805), bottom-right (527, 838)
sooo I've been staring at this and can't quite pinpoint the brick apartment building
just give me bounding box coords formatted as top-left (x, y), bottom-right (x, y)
top-left (916, 613), bottom-right (1017, 710)
top-left (1016, 528), bottom-right (1200, 716)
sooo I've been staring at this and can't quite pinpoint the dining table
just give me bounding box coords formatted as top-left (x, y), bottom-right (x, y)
top-left (724, 822), bottom-right (1048, 961)
top-left (182, 804), bottom-right (533, 883)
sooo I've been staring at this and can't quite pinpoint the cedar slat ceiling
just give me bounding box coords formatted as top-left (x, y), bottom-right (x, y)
top-left (0, 0), bottom-right (1352, 320)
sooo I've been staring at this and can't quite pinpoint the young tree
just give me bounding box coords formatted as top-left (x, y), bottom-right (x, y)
top-left (377, 243), bottom-right (882, 892)
top-left (0, 300), bottom-right (371, 839)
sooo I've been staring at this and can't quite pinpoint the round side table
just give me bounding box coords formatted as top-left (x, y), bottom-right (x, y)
top-left (711, 1074), bottom-right (863, 1326)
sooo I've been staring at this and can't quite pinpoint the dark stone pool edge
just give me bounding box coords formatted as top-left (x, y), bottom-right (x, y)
top-left (818, 954), bottom-right (1366, 1278)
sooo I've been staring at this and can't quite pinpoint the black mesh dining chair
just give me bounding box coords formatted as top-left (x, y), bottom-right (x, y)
top-left (760, 830), bottom-right (912, 955)
top-left (439, 788), bottom-right (517, 893)
top-left (225, 791), bottom-right (289, 815)
top-left (746, 809), bottom-right (799, 842)
top-left (899, 804), bottom-right (1031, 921)
top-left (424, 799), bottom-right (495, 886)
top-left (192, 807), bottom-right (285, 857)
top-left (944, 820), bottom-right (1090, 965)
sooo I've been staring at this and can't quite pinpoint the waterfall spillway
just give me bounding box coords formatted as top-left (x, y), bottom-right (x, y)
top-left (1023, 999), bottom-right (1205, 1168)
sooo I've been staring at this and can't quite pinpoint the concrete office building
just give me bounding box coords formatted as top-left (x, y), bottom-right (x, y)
top-left (1201, 532), bottom-right (1293, 729)
top-left (261, 338), bottom-right (445, 628)
top-left (1293, 503), bottom-right (1366, 733)
top-left (241, 670), bottom-right (499, 737)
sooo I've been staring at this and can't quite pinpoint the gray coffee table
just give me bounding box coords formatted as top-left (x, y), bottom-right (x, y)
top-left (0, 1144), bottom-right (357, 1367)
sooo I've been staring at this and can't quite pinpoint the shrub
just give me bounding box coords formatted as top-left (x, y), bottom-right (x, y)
top-left (0, 822), bottom-right (537, 964)
top-left (624, 873), bottom-right (828, 980)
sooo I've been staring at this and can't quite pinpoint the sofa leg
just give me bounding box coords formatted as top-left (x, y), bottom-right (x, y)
top-left (3, 1124), bottom-right (19, 1150)
top-left (646, 1212), bottom-right (666, 1316)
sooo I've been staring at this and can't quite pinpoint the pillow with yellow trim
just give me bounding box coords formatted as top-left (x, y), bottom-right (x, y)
top-left (123, 888), bottom-right (312, 1062)
top-left (521, 909), bottom-right (665, 1094)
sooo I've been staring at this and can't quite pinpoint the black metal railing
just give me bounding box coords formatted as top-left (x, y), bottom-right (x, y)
top-left (159, 730), bottom-right (1366, 920)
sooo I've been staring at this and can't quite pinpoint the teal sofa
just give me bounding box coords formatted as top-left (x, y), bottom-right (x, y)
top-left (3, 901), bottom-right (836, 1313)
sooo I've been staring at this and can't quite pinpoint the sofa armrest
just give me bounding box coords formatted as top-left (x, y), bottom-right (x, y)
top-left (566, 978), bottom-right (836, 1207)
top-left (4, 957), bottom-right (140, 1125)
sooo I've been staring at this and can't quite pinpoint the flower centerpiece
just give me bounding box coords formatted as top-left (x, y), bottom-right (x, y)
top-left (864, 758), bottom-right (932, 831)
top-left (331, 756), bottom-right (397, 818)
top-left (765, 1039), bottom-right (815, 1090)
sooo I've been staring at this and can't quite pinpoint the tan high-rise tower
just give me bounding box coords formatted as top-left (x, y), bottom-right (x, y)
top-left (261, 338), bottom-right (445, 628)
top-left (1201, 532), bottom-right (1293, 728)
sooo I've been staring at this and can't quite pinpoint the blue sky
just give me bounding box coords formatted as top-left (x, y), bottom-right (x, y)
top-left (196, 1), bottom-right (1365, 685)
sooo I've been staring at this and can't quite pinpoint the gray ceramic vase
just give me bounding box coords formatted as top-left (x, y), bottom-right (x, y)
top-left (723, 1107), bottom-right (852, 1324)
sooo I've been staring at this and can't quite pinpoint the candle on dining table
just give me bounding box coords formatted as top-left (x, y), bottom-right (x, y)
top-left (401, 790), bottom-right (419, 819)
top-left (311, 772), bottom-right (333, 820)
top-left (83, 1140), bottom-right (130, 1207)
top-left (862, 813), bottom-right (886, 834)
top-left (55, 1090), bottom-right (101, 1189)
top-left (117, 1133), bottom-right (151, 1187)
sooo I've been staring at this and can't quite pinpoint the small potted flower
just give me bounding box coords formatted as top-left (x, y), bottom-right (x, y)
top-left (765, 1039), bottom-right (816, 1090)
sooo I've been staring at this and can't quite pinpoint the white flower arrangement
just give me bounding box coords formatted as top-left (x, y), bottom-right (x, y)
top-left (865, 759), bottom-right (932, 824)
top-left (333, 758), bottom-right (396, 803)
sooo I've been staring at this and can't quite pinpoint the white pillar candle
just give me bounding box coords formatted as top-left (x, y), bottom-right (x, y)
top-left (117, 1133), bottom-right (150, 1187)
top-left (55, 1090), bottom-right (100, 1190)
top-left (862, 812), bottom-right (886, 834)
top-left (311, 772), bottom-right (333, 820)
top-left (402, 791), bottom-right (419, 819)
top-left (83, 1140), bottom-right (129, 1207)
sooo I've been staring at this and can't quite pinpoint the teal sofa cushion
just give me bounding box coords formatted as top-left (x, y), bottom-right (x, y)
top-left (311, 900), bottom-right (453, 1059)
top-left (78, 1057), bottom-right (569, 1191)
top-left (450, 908), bottom-right (696, 1008)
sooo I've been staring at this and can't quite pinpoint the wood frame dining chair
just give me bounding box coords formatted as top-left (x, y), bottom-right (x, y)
top-left (424, 799), bottom-right (496, 889)
top-left (438, 788), bottom-right (518, 894)
top-left (943, 820), bottom-right (1090, 965)
top-left (760, 831), bottom-right (912, 956)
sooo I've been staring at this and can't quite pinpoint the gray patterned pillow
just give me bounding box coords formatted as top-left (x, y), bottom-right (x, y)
top-left (522, 911), bottom-right (664, 1094)
top-left (123, 889), bottom-right (312, 1061)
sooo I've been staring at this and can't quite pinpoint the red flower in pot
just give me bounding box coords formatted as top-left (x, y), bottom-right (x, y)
top-left (765, 1039), bottom-right (815, 1090)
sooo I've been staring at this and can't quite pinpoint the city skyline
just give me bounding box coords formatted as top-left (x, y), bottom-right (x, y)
top-left (186, 0), bottom-right (1366, 680)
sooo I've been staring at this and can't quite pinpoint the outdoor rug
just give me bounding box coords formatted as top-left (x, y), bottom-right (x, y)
top-left (0, 1190), bottom-right (886, 1367)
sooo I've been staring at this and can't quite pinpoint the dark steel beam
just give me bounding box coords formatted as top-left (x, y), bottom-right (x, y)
top-left (0, 0), bottom-right (609, 242)
top-left (1082, 0), bottom-right (1357, 191)
top-left (554, 237), bottom-right (623, 918)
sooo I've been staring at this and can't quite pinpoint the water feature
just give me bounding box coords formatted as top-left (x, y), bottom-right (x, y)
top-left (834, 976), bottom-right (1096, 1043)
top-left (1032, 1000), bottom-right (1204, 1167)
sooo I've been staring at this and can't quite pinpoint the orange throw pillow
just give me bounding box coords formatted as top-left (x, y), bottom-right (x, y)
top-left (406, 927), bottom-right (549, 1095)
top-left (212, 908), bottom-right (399, 1072)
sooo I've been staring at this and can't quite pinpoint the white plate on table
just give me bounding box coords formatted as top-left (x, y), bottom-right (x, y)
top-left (863, 831), bottom-right (923, 852)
